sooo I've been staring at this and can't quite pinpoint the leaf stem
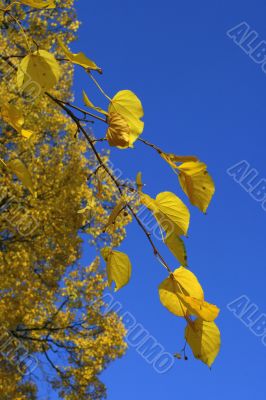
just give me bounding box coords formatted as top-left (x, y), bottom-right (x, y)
top-left (88, 72), bottom-right (112, 102)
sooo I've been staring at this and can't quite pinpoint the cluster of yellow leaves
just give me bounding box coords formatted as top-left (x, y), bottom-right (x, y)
top-left (10, 7), bottom-right (144, 151)
top-left (133, 174), bottom-right (219, 365)
top-left (98, 159), bottom-right (218, 366)
top-left (159, 267), bottom-right (220, 366)
top-left (138, 180), bottom-right (219, 366)
top-left (14, 19), bottom-right (144, 150)
top-left (99, 178), bottom-right (219, 366)
top-left (0, 367), bottom-right (36, 400)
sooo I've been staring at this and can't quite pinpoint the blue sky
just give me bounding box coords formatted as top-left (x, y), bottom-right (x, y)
top-left (51, 0), bottom-right (266, 398)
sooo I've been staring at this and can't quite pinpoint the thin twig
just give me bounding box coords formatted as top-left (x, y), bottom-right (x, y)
top-left (58, 99), bottom-right (107, 123)
top-left (138, 137), bottom-right (198, 162)
top-left (138, 137), bottom-right (163, 154)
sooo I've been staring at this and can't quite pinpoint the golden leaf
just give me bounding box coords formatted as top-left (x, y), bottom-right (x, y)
top-left (136, 172), bottom-right (143, 192)
top-left (19, 0), bottom-right (55, 8)
top-left (105, 198), bottom-right (127, 228)
top-left (185, 318), bottom-right (221, 367)
top-left (178, 161), bottom-right (215, 213)
top-left (108, 90), bottom-right (144, 146)
top-left (159, 267), bottom-right (204, 317)
top-left (178, 294), bottom-right (220, 321)
top-left (17, 50), bottom-right (61, 93)
top-left (165, 231), bottom-right (187, 266)
top-left (101, 248), bottom-right (132, 291)
top-left (155, 192), bottom-right (190, 236)
top-left (161, 152), bottom-right (198, 171)
top-left (106, 113), bottom-right (130, 148)
top-left (58, 38), bottom-right (102, 73)
top-left (8, 159), bottom-right (34, 194)
top-left (83, 90), bottom-right (108, 116)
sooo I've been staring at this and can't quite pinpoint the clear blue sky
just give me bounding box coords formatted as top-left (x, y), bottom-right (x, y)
top-left (51, 0), bottom-right (266, 398)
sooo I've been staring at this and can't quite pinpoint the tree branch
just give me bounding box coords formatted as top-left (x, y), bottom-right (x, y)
top-left (46, 93), bottom-right (172, 273)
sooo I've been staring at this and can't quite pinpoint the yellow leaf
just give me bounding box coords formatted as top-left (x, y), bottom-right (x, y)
top-left (178, 294), bottom-right (220, 321)
top-left (155, 192), bottom-right (190, 236)
top-left (83, 90), bottom-right (108, 116)
top-left (105, 198), bottom-right (127, 228)
top-left (21, 129), bottom-right (34, 139)
top-left (159, 267), bottom-right (204, 317)
top-left (165, 231), bottom-right (187, 266)
top-left (136, 172), bottom-right (143, 192)
top-left (17, 50), bottom-right (61, 93)
top-left (96, 174), bottom-right (103, 199)
top-left (178, 161), bottom-right (215, 213)
top-left (101, 249), bottom-right (132, 291)
top-left (1, 103), bottom-right (33, 138)
top-left (140, 193), bottom-right (158, 213)
top-left (185, 318), bottom-right (221, 367)
top-left (58, 38), bottom-right (102, 73)
top-left (106, 113), bottom-right (130, 148)
top-left (108, 90), bottom-right (144, 146)
top-left (8, 159), bottom-right (34, 194)
top-left (19, 0), bottom-right (55, 8)
top-left (1, 103), bottom-right (24, 129)
top-left (178, 161), bottom-right (206, 175)
top-left (161, 152), bottom-right (198, 171)
top-left (140, 191), bottom-right (190, 237)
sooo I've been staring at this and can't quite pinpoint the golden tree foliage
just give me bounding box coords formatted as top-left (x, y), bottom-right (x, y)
top-left (0, 0), bottom-right (220, 398)
top-left (0, 1), bottom-right (129, 398)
